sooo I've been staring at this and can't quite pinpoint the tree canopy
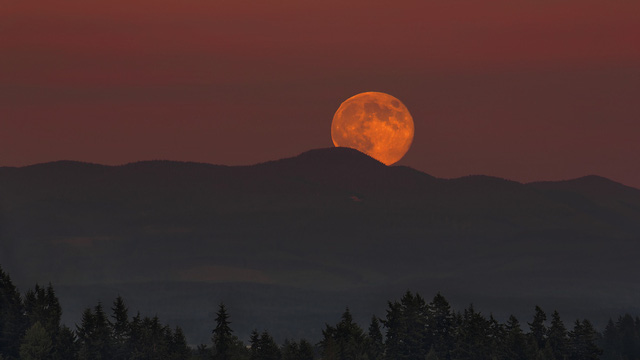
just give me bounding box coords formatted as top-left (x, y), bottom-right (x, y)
top-left (2, 264), bottom-right (638, 360)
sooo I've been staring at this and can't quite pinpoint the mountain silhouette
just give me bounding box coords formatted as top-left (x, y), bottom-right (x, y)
top-left (1, 147), bottom-right (639, 344)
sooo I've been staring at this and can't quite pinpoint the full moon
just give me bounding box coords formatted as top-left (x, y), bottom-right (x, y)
top-left (331, 92), bottom-right (414, 165)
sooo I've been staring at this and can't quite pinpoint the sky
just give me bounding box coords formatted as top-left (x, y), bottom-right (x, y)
top-left (2, 0), bottom-right (639, 188)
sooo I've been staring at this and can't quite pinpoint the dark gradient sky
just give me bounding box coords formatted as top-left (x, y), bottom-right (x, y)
top-left (2, 0), bottom-right (639, 187)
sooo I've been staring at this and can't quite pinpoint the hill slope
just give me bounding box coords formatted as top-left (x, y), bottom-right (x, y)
top-left (1, 147), bottom-right (639, 343)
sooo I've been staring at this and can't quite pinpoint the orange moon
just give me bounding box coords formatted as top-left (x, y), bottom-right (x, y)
top-left (331, 92), bottom-right (414, 165)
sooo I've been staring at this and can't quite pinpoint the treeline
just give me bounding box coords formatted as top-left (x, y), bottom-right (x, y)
top-left (0, 267), bottom-right (190, 360)
top-left (3, 266), bottom-right (640, 360)
top-left (316, 293), bottom-right (600, 360)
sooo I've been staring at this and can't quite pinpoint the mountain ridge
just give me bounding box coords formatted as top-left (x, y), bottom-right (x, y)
top-left (3, 148), bottom-right (636, 191)
top-left (1, 147), bottom-right (639, 344)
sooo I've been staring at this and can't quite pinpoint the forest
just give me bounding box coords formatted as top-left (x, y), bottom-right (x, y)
top-left (1, 265), bottom-right (639, 360)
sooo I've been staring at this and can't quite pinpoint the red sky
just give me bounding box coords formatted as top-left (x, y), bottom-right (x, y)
top-left (2, 0), bottom-right (639, 187)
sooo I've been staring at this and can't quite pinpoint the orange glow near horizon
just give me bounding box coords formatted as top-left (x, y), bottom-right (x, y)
top-left (331, 92), bottom-right (414, 166)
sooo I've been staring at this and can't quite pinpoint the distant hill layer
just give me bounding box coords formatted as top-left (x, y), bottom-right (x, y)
top-left (1, 147), bottom-right (639, 343)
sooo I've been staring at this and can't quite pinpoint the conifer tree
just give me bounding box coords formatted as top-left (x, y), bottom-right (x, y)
top-left (249, 329), bottom-right (262, 360)
top-left (320, 328), bottom-right (338, 360)
top-left (23, 285), bottom-right (42, 326)
top-left (169, 326), bottom-right (192, 360)
top-left (93, 302), bottom-right (113, 358)
top-left (252, 330), bottom-right (281, 360)
top-left (568, 319), bottom-right (601, 360)
top-left (503, 315), bottom-right (527, 360)
top-left (383, 291), bottom-right (429, 360)
top-left (76, 307), bottom-right (96, 360)
top-left (601, 319), bottom-right (621, 360)
top-left (110, 296), bottom-right (130, 360)
top-left (528, 306), bottom-right (548, 353)
top-left (76, 303), bottom-right (112, 360)
top-left (141, 316), bottom-right (171, 358)
top-left (546, 310), bottom-right (568, 360)
top-left (23, 283), bottom-right (64, 359)
top-left (127, 312), bottom-right (143, 358)
top-left (212, 303), bottom-right (235, 360)
top-left (487, 314), bottom-right (506, 360)
top-left (281, 339), bottom-right (298, 360)
top-left (320, 308), bottom-right (367, 360)
top-left (366, 316), bottom-right (384, 360)
top-left (297, 339), bottom-right (315, 360)
top-left (335, 308), bottom-right (367, 360)
top-left (451, 305), bottom-right (491, 360)
top-left (127, 315), bottom-right (174, 358)
top-left (282, 338), bottom-right (315, 360)
top-left (0, 266), bottom-right (27, 359)
top-left (54, 325), bottom-right (78, 360)
top-left (251, 329), bottom-right (281, 360)
top-left (428, 293), bottom-right (454, 360)
top-left (19, 322), bottom-right (52, 360)
top-left (46, 284), bottom-right (63, 334)
top-left (616, 314), bottom-right (639, 360)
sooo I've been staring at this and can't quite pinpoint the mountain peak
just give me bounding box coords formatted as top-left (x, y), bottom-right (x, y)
top-left (296, 147), bottom-right (381, 162)
top-left (257, 147), bottom-right (385, 169)
top-left (251, 147), bottom-right (391, 178)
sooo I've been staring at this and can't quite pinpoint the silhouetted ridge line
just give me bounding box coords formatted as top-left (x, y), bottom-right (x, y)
top-left (1, 148), bottom-right (640, 348)
top-left (252, 147), bottom-right (386, 169)
top-left (5, 152), bottom-right (635, 193)
top-left (529, 175), bottom-right (640, 193)
top-left (119, 160), bottom-right (229, 169)
top-left (21, 160), bottom-right (108, 171)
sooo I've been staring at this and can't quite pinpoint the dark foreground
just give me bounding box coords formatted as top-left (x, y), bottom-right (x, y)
top-left (2, 148), bottom-right (640, 344)
top-left (2, 266), bottom-right (639, 360)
